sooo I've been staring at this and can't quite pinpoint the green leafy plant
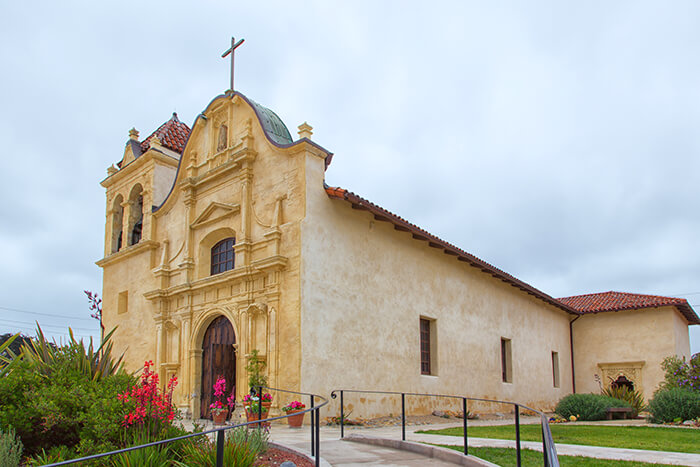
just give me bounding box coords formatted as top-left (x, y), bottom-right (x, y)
top-left (0, 426), bottom-right (23, 467)
top-left (245, 349), bottom-right (267, 390)
top-left (555, 393), bottom-right (631, 421)
top-left (660, 353), bottom-right (700, 392)
top-left (602, 386), bottom-right (646, 417)
top-left (173, 427), bottom-right (268, 467)
top-left (647, 388), bottom-right (700, 423)
top-left (111, 444), bottom-right (175, 467)
top-left (246, 401), bottom-right (269, 414)
top-left (0, 328), bottom-right (136, 457)
top-left (0, 333), bottom-right (20, 378)
top-left (21, 325), bottom-right (125, 382)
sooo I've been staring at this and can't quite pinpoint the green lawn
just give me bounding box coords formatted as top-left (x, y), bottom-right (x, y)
top-left (418, 424), bottom-right (700, 453)
top-left (438, 445), bottom-right (676, 467)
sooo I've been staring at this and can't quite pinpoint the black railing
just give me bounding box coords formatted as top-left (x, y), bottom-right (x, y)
top-left (330, 389), bottom-right (559, 467)
top-left (43, 386), bottom-right (328, 467)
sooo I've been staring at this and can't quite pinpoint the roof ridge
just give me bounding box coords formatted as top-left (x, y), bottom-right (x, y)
top-left (559, 290), bottom-right (685, 301)
top-left (140, 113), bottom-right (191, 154)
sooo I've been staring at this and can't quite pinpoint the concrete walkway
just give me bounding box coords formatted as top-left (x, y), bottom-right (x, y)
top-left (185, 417), bottom-right (700, 466)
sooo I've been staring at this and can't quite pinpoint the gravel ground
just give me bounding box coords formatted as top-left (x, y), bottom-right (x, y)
top-left (256, 446), bottom-right (314, 466)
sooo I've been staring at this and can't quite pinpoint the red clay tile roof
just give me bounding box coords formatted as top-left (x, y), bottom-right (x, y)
top-left (559, 291), bottom-right (700, 324)
top-left (140, 112), bottom-right (191, 154)
top-left (325, 185), bottom-right (578, 315)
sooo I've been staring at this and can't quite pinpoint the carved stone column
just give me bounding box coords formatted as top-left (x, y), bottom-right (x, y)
top-left (190, 348), bottom-right (203, 418)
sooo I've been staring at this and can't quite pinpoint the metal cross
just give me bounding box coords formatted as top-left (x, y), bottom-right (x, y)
top-left (222, 37), bottom-right (245, 91)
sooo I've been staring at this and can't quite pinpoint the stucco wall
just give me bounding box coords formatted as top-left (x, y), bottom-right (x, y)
top-left (102, 247), bottom-right (157, 373)
top-left (300, 157), bottom-right (574, 418)
top-left (572, 306), bottom-right (691, 401)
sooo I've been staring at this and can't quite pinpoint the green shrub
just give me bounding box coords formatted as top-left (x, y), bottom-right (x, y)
top-left (110, 444), bottom-right (175, 467)
top-left (0, 330), bottom-right (136, 457)
top-left (647, 388), bottom-right (700, 423)
top-left (174, 427), bottom-right (268, 467)
top-left (660, 353), bottom-right (700, 392)
top-left (601, 386), bottom-right (646, 417)
top-left (0, 426), bottom-right (23, 467)
top-left (27, 445), bottom-right (74, 466)
top-left (555, 393), bottom-right (631, 421)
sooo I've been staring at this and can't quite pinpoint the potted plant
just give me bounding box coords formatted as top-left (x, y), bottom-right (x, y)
top-left (245, 400), bottom-right (270, 427)
top-left (282, 401), bottom-right (306, 428)
top-left (209, 376), bottom-right (235, 425)
top-left (241, 392), bottom-right (272, 409)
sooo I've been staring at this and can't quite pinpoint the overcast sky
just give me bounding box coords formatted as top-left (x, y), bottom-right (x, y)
top-left (1, 1), bottom-right (698, 355)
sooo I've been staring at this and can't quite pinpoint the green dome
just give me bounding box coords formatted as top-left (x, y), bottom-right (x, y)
top-left (248, 98), bottom-right (293, 145)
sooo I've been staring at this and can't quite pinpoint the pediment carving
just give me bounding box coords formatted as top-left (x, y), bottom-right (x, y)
top-left (191, 202), bottom-right (240, 230)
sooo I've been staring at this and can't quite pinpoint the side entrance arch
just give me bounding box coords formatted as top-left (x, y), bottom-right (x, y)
top-left (200, 315), bottom-right (236, 419)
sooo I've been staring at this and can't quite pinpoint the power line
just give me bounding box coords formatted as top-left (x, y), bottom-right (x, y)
top-left (0, 325), bottom-right (97, 340)
top-left (0, 318), bottom-right (97, 333)
top-left (0, 305), bottom-right (94, 321)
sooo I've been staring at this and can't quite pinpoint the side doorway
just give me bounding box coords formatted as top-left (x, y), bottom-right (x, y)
top-left (200, 315), bottom-right (236, 419)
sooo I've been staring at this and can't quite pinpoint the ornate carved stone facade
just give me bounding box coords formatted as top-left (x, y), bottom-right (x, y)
top-left (99, 92), bottom-right (325, 416)
top-left (598, 361), bottom-right (645, 391)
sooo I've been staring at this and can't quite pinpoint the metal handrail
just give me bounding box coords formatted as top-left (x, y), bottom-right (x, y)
top-left (43, 386), bottom-right (329, 467)
top-left (330, 389), bottom-right (559, 467)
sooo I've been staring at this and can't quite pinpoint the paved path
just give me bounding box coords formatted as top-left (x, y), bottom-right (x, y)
top-left (185, 418), bottom-right (700, 466)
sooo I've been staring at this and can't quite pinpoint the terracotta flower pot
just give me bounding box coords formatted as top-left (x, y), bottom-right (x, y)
top-left (285, 410), bottom-right (305, 428)
top-left (245, 408), bottom-right (270, 428)
top-left (212, 409), bottom-right (228, 425)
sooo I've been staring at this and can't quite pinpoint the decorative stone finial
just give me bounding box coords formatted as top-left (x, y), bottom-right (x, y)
top-left (298, 122), bottom-right (313, 140)
top-left (107, 164), bottom-right (118, 176)
top-left (129, 128), bottom-right (140, 141)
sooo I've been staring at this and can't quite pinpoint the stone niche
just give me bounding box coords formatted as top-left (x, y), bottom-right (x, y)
top-left (597, 361), bottom-right (645, 390)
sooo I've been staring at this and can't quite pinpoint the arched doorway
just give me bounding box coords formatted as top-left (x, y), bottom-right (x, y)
top-left (200, 316), bottom-right (236, 419)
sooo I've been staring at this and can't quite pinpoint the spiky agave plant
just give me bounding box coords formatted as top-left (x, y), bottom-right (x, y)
top-left (0, 333), bottom-right (20, 377)
top-left (21, 324), bottom-right (125, 381)
top-left (602, 385), bottom-right (646, 417)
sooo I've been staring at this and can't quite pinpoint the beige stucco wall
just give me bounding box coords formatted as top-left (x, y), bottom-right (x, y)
top-left (102, 245), bottom-right (158, 372)
top-left (572, 306), bottom-right (692, 402)
top-left (300, 156), bottom-right (574, 418)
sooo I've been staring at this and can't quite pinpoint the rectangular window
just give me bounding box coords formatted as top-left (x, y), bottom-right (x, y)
top-left (552, 351), bottom-right (560, 388)
top-left (420, 318), bottom-right (431, 375)
top-left (118, 291), bottom-right (128, 314)
top-left (501, 338), bottom-right (512, 383)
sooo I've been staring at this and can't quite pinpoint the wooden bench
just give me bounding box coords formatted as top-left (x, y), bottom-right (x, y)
top-left (606, 407), bottom-right (634, 420)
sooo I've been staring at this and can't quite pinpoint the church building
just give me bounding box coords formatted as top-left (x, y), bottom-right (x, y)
top-left (98, 88), bottom-right (698, 418)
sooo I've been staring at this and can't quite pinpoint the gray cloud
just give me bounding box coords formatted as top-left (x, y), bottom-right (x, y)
top-left (1, 0), bottom-right (698, 351)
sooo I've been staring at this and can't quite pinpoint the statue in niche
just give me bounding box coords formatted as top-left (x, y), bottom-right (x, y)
top-left (217, 124), bottom-right (228, 152)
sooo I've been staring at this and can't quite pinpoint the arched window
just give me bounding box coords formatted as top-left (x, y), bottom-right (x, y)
top-left (211, 238), bottom-right (235, 275)
top-left (111, 195), bottom-right (124, 253)
top-left (127, 184), bottom-right (143, 246)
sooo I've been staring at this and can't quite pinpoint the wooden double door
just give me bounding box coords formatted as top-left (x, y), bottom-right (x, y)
top-left (200, 316), bottom-right (236, 419)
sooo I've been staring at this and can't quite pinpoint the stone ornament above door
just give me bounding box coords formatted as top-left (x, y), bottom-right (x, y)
top-left (597, 361), bottom-right (645, 389)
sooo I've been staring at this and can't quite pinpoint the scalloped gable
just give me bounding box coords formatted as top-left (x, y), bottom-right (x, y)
top-left (153, 91), bottom-right (332, 214)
